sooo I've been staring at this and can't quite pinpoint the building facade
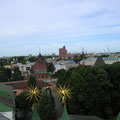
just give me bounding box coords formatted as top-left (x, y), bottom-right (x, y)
top-left (33, 54), bottom-right (49, 80)
top-left (80, 57), bottom-right (120, 66)
top-left (54, 60), bottom-right (79, 72)
top-left (17, 62), bottom-right (35, 77)
top-left (59, 46), bottom-right (67, 58)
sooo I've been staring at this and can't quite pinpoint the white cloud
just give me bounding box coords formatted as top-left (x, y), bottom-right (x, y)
top-left (0, 0), bottom-right (120, 56)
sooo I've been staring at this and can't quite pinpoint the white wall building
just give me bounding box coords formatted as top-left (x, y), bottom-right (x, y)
top-left (54, 60), bottom-right (79, 72)
top-left (80, 57), bottom-right (120, 66)
top-left (17, 62), bottom-right (35, 76)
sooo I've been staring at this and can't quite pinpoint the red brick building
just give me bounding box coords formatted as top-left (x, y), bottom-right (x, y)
top-left (33, 54), bottom-right (49, 80)
top-left (59, 46), bottom-right (67, 58)
top-left (0, 80), bottom-right (56, 95)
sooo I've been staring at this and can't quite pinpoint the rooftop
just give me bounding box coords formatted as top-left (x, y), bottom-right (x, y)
top-left (0, 84), bottom-right (15, 111)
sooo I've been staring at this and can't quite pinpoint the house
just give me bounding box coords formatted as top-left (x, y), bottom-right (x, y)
top-left (0, 84), bottom-right (15, 120)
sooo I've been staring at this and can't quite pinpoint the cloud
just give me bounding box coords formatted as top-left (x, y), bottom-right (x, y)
top-left (0, 0), bottom-right (120, 56)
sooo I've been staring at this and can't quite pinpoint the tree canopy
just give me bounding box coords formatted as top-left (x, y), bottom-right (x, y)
top-left (47, 62), bottom-right (55, 73)
top-left (36, 91), bottom-right (56, 120)
top-left (12, 67), bottom-right (23, 81)
top-left (57, 63), bottom-right (120, 119)
top-left (28, 76), bottom-right (38, 87)
top-left (15, 91), bottom-right (33, 119)
top-left (0, 67), bottom-right (12, 82)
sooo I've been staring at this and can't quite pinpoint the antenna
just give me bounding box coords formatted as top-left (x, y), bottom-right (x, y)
top-left (82, 47), bottom-right (84, 54)
top-left (107, 44), bottom-right (110, 54)
top-left (38, 47), bottom-right (41, 55)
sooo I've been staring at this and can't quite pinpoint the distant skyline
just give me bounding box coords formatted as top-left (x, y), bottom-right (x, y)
top-left (0, 0), bottom-right (120, 57)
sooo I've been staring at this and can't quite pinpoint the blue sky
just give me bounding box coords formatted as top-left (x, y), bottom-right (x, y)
top-left (0, 0), bottom-right (120, 56)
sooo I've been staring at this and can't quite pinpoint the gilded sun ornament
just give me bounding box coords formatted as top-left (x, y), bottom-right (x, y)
top-left (27, 85), bottom-right (41, 104)
top-left (57, 85), bottom-right (71, 105)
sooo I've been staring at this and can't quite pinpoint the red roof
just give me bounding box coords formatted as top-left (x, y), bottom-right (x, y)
top-left (12, 80), bottom-right (51, 90)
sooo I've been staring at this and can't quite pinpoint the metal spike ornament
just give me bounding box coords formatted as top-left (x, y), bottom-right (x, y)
top-left (57, 85), bottom-right (71, 105)
top-left (27, 85), bottom-right (41, 104)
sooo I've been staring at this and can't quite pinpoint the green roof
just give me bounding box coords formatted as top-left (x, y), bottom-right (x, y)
top-left (61, 106), bottom-right (70, 120)
top-left (69, 115), bottom-right (103, 120)
top-left (0, 90), bottom-right (13, 98)
top-left (48, 72), bottom-right (53, 75)
top-left (0, 84), bottom-right (15, 108)
top-left (0, 84), bottom-right (15, 98)
top-left (116, 112), bottom-right (120, 120)
top-left (32, 107), bottom-right (41, 120)
top-left (0, 102), bottom-right (13, 112)
top-left (36, 71), bottom-right (47, 74)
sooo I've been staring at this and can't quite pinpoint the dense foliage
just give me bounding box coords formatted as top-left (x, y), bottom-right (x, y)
top-left (12, 67), bottom-right (24, 81)
top-left (0, 58), bottom-right (10, 65)
top-left (36, 91), bottom-right (56, 120)
top-left (16, 92), bottom-right (33, 119)
top-left (17, 56), bottom-right (26, 63)
top-left (73, 54), bottom-right (86, 63)
top-left (16, 92), bottom-right (32, 110)
top-left (28, 56), bottom-right (36, 62)
top-left (0, 66), bottom-right (24, 82)
top-left (56, 63), bottom-right (120, 119)
top-left (0, 67), bottom-right (11, 82)
top-left (0, 67), bottom-right (24, 82)
top-left (28, 76), bottom-right (38, 87)
top-left (47, 62), bottom-right (55, 73)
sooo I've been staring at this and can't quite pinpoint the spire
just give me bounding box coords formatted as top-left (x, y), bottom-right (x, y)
top-left (37, 47), bottom-right (44, 59)
top-left (38, 53), bottom-right (42, 58)
top-left (116, 112), bottom-right (120, 120)
top-left (61, 106), bottom-right (70, 120)
top-left (94, 56), bottom-right (105, 66)
top-left (31, 107), bottom-right (41, 120)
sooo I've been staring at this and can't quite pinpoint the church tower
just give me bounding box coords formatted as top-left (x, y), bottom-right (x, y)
top-left (33, 53), bottom-right (49, 80)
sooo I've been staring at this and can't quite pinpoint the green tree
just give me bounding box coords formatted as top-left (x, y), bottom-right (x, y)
top-left (36, 91), bottom-right (56, 120)
top-left (73, 55), bottom-right (81, 63)
top-left (0, 72), bottom-right (8, 82)
top-left (47, 63), bottom-right (55, 73)
top-left (0, 67), bottom-right (12, 82)
top-left (57, 65), bottom-right (120, 119)
top-left (17, 56), bottom-right (25, 63)
top-left (12, 67), bottom-right (22, 81)
top-left (102, 63), bottom-right (120, 116)
top-left (73, 54), bottom-right (86, 63)
top-left (5, 68), bottom-right (12, 80)
top-left (16, 92), bottom-right (32, 119)
top-left (28, 56), bottom-right (36, 62)
top-left (28, 76), bottom-right (38, 87)
top-left (22, 60), bottom-right (27, 64)
top-left (68, 67), bottom-right (112, 118)
top-left (56, 68), bottom-right (74, 86)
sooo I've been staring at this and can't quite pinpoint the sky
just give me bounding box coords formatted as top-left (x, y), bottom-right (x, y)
top-left (0, 0), bottom-right (120, 57)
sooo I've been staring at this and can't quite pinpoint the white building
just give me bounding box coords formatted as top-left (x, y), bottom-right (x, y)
top-left (80, 57), bottom-right (120, 66)
top-left (54, 60), bottom-right (79, 72)
top-left (17, 62), bottom-right (35, 76)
